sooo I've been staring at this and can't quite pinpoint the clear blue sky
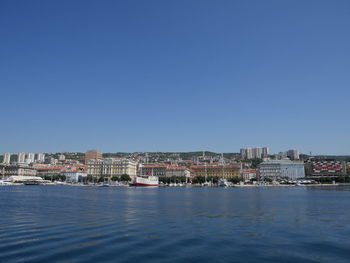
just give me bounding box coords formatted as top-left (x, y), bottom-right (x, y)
top-left (1, 0), bottom-right (349, 155)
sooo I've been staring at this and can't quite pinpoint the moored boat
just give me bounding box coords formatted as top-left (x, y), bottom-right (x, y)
top-left (135, 175), bottom-right (159, 186)
top-left (218, 179), bottom-right (229, 187)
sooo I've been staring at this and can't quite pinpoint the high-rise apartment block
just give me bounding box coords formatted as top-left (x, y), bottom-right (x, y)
top-left (3, 153), bottom-right (11, 164)
top-left (240, 147), bottom-right (269, 160)
top-left (17, 153), bottom-right (26, 163)
top-left (262, 147), bottom-right (269, 157)
top-left (37, 153), bottom-right (45, 163)
top-left (286, 149), bottom-right (300, 160)
top-left (85, 150), bottom-right (103, 163)
top-left (26, 153), bottom-right (35, 164)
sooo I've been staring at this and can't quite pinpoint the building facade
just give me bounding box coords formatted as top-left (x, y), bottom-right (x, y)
top-left (190, 165), bottom-right (240, 178)
top-left (0, 164), bottom-right (37, 178)
top-left (3, 153), bottom-right (11, 164)
top-left (87, 158), bottom-right (138, 179)
top-left (258, 160), bottom-right (305, 180)
top-left (17, 153), bottom-right (26, 163)
top-left (85, 150), bottom-right (103, 163)
top-left (286, 149), bottom-right (300, 160)
top-left (62, 171), bottom-right (87, 183)
top-left (304, 159), bottom-right (347, 177)
top-left (241, 169), bottom-right (257, 181)
top-left (140, 164), bottom-right (167, 177)
top-left (37, 153), bottom-right (45, 163)
top-left (36, 167), bottom-right (62, 178)
top-left (240, 147), bottom-right (269, 160)
top-left (26, 153), bottom-right (35, 164)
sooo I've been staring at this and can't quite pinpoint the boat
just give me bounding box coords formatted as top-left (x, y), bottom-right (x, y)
top-left (23, 180), bottom-right (41, 185)
top-left (0, 180), bottom-right (13, 185)
top-left (218, 179), bottom-right (229, 187)
top-left (202, 181), bottom-right (212, 187)
top-left (135, 174), bottom-right (159, 186)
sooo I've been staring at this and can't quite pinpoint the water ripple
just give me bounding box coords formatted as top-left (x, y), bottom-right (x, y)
top-left (1, 186), bottom-right (350, 262)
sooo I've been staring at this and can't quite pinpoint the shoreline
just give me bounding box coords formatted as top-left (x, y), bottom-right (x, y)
top-left (1, 183), bottom-right (350, 188)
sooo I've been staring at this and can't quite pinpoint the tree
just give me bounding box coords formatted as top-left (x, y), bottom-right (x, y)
top-left (120, 174), bottom-right (131, 182)
top-left (97, 177), bottom-right (104, 183)
top-left (264, 177), bottom-right (273, 183)
top-left (207, 176), bottom-right (219, 184)
top-left (228, 177), bottom-right (243, 184)
top-left (192, 176), bottom-right (205, 184)
top-left (251, 158), bottom-right (263, 168)
top-left (111, 176), bottom-right (120, 182)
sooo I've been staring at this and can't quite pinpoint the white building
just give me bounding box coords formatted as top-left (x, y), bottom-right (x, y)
top-left (3, 153), bottom-right (11, 164)
top-left (37, 153), bottom-right (45, 163)
top-left (87, 158), bottom-right (138, 180)
top-left (252, 147), bottom-right (262, 159)
top-left (241, 147), bottom-right (268, 160)
top-left (50, 158), bottom-right (58, 165)
top-left (287, 149), bottom-right (300, 160)
top-left (241, 169), bottom-right (257, 182)
top-left (262, 147), bottom-right (269, 157)
top-left (58, 154), bottom-right (66, 161)
top-left (62, 171), bottom-right (87, 183)
top-left (26, 153), bottom-right (35, 164)
top-left (0, 164), bottom-right (37, 178)
top-left (17, 153), bottom-right (26, 163)
top-left (258, 160), bottom-right (305, 180)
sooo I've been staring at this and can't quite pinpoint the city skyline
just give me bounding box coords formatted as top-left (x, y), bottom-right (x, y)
top-left (1, 1), bottom-right (350, 154)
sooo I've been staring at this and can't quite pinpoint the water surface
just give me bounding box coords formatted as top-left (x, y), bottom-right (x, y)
top-left (1, 186), bottom-right (350, 262)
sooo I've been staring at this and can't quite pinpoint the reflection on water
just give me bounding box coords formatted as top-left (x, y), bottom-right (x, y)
top-left (1, 186), bottom-right (350, 263)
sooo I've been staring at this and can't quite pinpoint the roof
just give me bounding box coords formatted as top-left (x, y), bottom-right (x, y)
top-left (37, 167), bottom-right (62, 171)
top-left (142, 165), bottom-right (167, 168)
top-left (190, 165), bottom-right (240, 169)
top-left (166, 166), bottom-right (187, 170)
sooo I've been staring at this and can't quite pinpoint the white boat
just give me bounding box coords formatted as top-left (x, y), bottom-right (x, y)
top-left (202, 181), bottom-right (212, 187)
top-left (135, 175), bottom-right (159, 186)
top-left (0, 180), bottom-right (13, 185)
top-left (218, 179), bottom-right (229, 187)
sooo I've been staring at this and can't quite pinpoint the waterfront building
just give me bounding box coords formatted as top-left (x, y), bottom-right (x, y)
top-left (36, 167), bottom-right (62, 178)
top-left (241, 169), bottom-right (257, 181)
top-left (165, 166), bottom-right (189, 177)
top-left (0, 164), bottom-right (37, 178)
top-left (61, 171), bottom-right (87, 183)
top-left (87, 158), bottom-right (138, 179)
top-left (258, 160), bottom-right (305, 180)
top-left (3, 153), bottom-right (11, 164)
top-left (17, 153), bottom-right (26, 163)
top-left (140, 164), bottom-right (167, 177)
top-left (190, 165), bottom-right (240, 179)
top-left (85, 150), bottom-right (102, 163)
top-left (140, 164), bottom-right (190, 178)
top-left (304, 159), bottom-right (347, 177)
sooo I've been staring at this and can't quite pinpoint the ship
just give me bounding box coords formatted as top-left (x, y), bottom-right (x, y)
top-left (131, 169), bottom-right (159, 187)
top-left (135, 175), bottom-right (159, 186)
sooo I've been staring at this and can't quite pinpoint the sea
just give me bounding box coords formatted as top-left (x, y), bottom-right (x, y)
top-left (0, 185), bottom-right (350, 263)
